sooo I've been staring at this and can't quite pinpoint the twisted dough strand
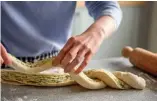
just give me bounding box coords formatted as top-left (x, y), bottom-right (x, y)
top-left (3, 54), bottom-right (146, 90)
top-left (1, 69), bottom-right (146, 90)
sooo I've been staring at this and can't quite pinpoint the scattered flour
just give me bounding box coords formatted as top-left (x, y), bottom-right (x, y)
top-left (139, 72), bottom-right (157, 90)
top-left (2, 97), bottom-right (10, 101)
top-left (30, 99), bottom-right (37, 101)
top-left (23, 96), bottom-right (28, 99)
top-left (15, 98), bottom-right (23, 101)
top-left (10, 88), bottom-right (17, 92)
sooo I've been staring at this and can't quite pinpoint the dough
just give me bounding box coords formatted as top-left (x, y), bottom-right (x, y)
top-left (1, 69), bottom-right (146, 89)
top-left (2, 54), bottom-right (146, 90)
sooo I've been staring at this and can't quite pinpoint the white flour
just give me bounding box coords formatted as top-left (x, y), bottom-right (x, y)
top-left (139, 72), bottom-right (157, 90)
top-left (2, 97), bottom-right (38, 101)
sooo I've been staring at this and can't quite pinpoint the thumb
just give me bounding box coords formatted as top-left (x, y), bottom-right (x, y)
top-left (1, 44), bottom-right (12, 65)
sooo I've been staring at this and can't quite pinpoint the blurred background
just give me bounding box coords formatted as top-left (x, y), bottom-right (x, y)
top-left (72, 1), bottom-right (157, 60)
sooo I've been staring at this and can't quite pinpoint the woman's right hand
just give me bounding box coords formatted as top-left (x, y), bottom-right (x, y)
top-left (0, 43), bottom-right (12, 66)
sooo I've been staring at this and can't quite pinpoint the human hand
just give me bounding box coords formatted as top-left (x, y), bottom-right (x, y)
top-left (0, 43), bottom-right (12, 66)
top-left (54, 28), bottom-right (105, 74)
top-left (54, 16), bottom-right (115, 74)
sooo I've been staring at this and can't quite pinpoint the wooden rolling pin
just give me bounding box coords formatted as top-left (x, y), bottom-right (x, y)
top-left (122, 46), bottom-right (157, 76)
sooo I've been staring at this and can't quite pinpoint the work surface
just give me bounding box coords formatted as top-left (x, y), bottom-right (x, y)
top-left (1, 57), bottom-right (157, 101)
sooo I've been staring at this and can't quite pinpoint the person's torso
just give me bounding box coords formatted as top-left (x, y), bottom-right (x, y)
top-left (1, 1), bottom-right (76, 57)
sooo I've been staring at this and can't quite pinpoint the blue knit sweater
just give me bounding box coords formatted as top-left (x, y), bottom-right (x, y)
top-left (1, 1), bottom-right (122, 57)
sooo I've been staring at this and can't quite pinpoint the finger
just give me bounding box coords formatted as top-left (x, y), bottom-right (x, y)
top-left (0, 57), bottom-right (4, 66)
top-left (61, 42), bottom-right (81, 67)
top-left (64, 46), bottom-right (88, 73)
top-left (1, 44), bottom-right (11, 65)
top-left (77, 45), bottom-right (88, 57)
top-left (64, 56), bottom-right (83, 73)
top-left (53, 37), bottom-right (74, 65)
top-left (75, 52), bottom-right (92, 74)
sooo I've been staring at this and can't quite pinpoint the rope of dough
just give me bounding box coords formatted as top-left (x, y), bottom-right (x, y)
top-left (2, 54), bottom-right (146, 90)
top-left (1, 69), bottom-right (146, 89)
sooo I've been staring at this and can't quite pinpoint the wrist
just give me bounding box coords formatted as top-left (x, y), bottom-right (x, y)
top-left (84, 23), bottom-right (106, 41)
top-left (89, 26), bottom-right (105, 41)
top-left (84, 16), bottom-right (115, 41)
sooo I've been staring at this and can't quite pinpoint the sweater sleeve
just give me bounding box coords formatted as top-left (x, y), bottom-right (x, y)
top-left (85, 1), bottom-right (122, 29)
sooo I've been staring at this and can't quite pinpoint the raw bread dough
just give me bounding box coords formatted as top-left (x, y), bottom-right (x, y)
top-left (1, 69), bottom-right (146, 89)
top-left (1, 54), bottom-right (146, 90)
